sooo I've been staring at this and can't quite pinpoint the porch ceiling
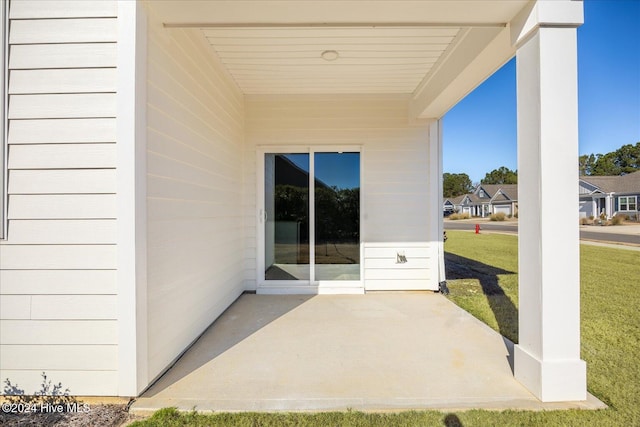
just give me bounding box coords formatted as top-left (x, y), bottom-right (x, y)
top-left (201, 26), bottom-right (460, 95)
top-left (150, 0), bottom-right (532, 118)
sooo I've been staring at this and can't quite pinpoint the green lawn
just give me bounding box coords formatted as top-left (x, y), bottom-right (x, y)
top-left (444, 231), bottom-right (640, 425)
top-left (131, 231), bottom-right (640, 426)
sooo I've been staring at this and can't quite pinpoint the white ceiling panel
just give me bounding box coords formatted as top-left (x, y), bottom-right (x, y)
top-left (203, 26), bottom-right (460, 94)
top-left (149, 0), bottom-right (533, 114)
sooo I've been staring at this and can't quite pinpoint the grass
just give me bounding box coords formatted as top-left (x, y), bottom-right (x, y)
top-left (444, 231), bottom-right (640, 425)
top-left (444, 232), bottom-right (519, 342)
top-left (130, 231), bottom-right (640, 426)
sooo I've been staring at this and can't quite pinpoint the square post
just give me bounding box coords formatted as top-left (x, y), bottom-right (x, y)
top-left (428, 119), bottom-right (446, 288)
top-left (513, 1), bottom-right (586, 402)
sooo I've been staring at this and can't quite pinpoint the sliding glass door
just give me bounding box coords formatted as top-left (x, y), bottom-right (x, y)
top-left (264, 153), bottom-right (310, 281)
top-left (314, 152), bottom-right (360, 281)
top-left (262, 150), bottom-right (360, 287)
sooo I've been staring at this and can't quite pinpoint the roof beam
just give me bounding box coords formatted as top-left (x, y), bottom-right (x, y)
top-left (164, 22), bottom-right (507, 29)
top-left (409, 26), bottom-right (513, 119)
top-left (150, 1), bottom-right (530, 27)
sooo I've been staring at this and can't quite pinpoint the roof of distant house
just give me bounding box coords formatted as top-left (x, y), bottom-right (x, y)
top-left (580, 170), bottom-right (640, 194)
top-left (447, 194), bottom-right (470, 204)
top-left (476, 183), bottom-right (518, 201)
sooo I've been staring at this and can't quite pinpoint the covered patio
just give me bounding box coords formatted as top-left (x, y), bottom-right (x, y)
top-left (130, 293), bottom-right (603, 413)
top-left (113, 0), bottom-right (588, 404)
top-left (0, 0), bottom-right (601, 404)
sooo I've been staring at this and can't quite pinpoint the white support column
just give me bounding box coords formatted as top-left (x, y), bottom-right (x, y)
top-left (605, 194), bottom-right (612, 218)
top-left (512, 1), bottom-right (586, 402)
top-left (428, 120), bottom-right (446, 287)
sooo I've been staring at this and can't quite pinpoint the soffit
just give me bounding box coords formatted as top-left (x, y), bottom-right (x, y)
top-left (202, 26), bottom-right (461, 94)
top-left (150, 0), bottom-right (531, 115)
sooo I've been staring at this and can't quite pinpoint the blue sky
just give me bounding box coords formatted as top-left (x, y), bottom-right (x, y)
top-left (443, 0), bottom-right (640, 184)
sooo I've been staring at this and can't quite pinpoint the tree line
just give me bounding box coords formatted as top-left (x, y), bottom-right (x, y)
top-left (579, 142), bottom-right (640, 176)
top-left (443, 166), bottom-right (517, 198)
top-left (444, 142), bottom-right (640, 198)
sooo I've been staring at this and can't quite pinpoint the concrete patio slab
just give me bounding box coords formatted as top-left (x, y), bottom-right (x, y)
top-left (130, 293), bottom-right (605, 413)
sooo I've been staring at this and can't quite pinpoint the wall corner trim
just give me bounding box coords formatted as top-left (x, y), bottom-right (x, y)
top-left (116, 0), bottom-right (149, 397)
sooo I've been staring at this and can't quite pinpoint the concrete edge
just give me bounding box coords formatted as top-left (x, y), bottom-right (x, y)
top-left (579, 239), bottom-right (640, 250)
top-left (129, 392), bottom-right (607, 415)
top-left (446, 229), bottom-right (639, 249)
top-left (0, 396), bottom-right (132, 405)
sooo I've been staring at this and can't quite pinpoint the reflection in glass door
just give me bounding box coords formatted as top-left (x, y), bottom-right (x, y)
top-left (264, 153), bottom-right (310, 280)
top-left (263, 151), bottom-right (360, 283)
top-left (314, 153), bottom-right (360, 281)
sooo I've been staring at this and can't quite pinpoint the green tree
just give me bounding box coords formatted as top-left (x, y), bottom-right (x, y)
top-left (443, 173), bottom-right (473, 198)
top-left (579, 153), bottom-right (597, 176)
top-left (591, 152), bottom-right (619, 175)
top-left (481, 167), bottom-right (517, 185)
top-left (582, 142), bottom-right (640, 176)
top-left (614, 142), bottom-right (640, 173)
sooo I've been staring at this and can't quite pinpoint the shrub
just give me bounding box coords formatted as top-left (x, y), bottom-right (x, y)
top-left (514, 212), bottom-right (518, 218)
top-left (3, 372), bottom-right (78, 410)
top-left (449, 213), bottom-right (470, 220)
top-left (489, 212), bottom-right (507, 221)
top-left (589, 215), bottom-right (594, 220)
top-left (580, 217), bottom-right (591, 225)
top-left (611, 215), bottom-right (625, 225)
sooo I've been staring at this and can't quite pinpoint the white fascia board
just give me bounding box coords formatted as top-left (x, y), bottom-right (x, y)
top-left (155, 1), bottom-right (528, 27)
top-left (410, 26), bottom-right (514, 120)
top-left (511, 1), bottom-right (584, 47)
top-left (411, 1), bottom-right (583, 121)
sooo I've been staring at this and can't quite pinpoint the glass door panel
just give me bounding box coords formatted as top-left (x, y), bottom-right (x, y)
top-left (314, 152), bottom-right (360, 281)
top-left (264, 153), bottom-right (310, 281)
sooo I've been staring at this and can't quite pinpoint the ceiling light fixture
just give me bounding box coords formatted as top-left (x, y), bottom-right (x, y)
top-left (321, 50), bottom-right (339, 61)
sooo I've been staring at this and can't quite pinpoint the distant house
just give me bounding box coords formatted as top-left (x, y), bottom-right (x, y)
top-left (453, 193), bottom-right (479, 216)
top-left (444, 184), bottom-right (518, 217)
top-left (443, 198), bottom-right (455, 213)
top-left (579, 171), bottom-right (640, 219)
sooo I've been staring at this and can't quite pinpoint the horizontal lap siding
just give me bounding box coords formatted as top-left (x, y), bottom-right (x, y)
top-left (0, 1), bottom-right (118, 396)
top-left (10, 69), bottom-right (117, 94)
top-left (145, 5), bottom-right (245, 382)
top-left (245, 95), bottom-right (435, 291)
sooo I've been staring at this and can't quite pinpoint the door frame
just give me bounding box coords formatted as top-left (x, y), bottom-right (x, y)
top-left (256, 145), bottom-right (364, 294)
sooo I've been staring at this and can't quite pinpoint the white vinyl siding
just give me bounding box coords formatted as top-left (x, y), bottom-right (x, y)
top-left (144, 4), bottom-right (246, 382)
top-left (1, 1), bottom-right (7, 239)
top-left (10, 44), bottom-right (117, 69)
top-left (8, 118), bottom-right (117, 144)
top-left (245, 95), bottom-right (437, 291)
top-left (0, 0), bottom-right (118, 396)
top-left (0, 270), bottom-right (117, 295)
top-left (10, 69), bottom-right (117, 94)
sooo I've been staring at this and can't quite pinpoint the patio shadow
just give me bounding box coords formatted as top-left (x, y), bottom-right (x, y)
top-left (444, 251), bottom-right (518, 346)
top-left (141, 294), bottom-right (313, 397)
